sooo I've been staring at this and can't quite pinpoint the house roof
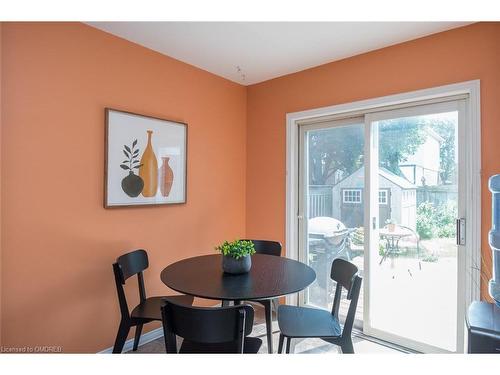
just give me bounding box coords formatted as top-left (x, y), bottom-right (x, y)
top-left (379, 167), bottom-right (415, 189)
top-left (334, 166), bottom-right (415, 189)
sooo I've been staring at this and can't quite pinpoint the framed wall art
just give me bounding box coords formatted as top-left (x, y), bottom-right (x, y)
top-left (104, 108), bottom-right (187, 208)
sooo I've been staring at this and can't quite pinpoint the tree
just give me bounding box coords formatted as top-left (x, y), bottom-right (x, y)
top-left (308, 125), bottom-right (364, 185)
top-left (308, 118), bottom-right (427, 185)
top-left (378, 118), bottom-right (427, 175)
top-left (430, 119), bottom-right (457, 184)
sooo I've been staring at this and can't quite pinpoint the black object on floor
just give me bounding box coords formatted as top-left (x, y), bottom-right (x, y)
top-left (466, 301), bottom-right (500, 353)
top-left (277, 258), bottom-right (362, 354)
top-left (112, 249), bottom-right (194, 353)
top-left (161, 300), bottom-right (262, 353)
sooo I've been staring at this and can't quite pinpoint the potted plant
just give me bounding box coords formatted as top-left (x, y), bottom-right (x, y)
top-left (385, 218), bottom-right (397, 232)
top-left (216, 239), bottom-right (256, 274)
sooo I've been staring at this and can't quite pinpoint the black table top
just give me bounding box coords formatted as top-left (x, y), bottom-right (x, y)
top-left (161, 254), bottom-right (316, 301)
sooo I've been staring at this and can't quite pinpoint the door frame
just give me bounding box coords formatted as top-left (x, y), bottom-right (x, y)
top-left (285, 80), bottom-right (481, 351)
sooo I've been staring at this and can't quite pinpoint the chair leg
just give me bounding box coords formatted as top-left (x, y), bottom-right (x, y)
top-left (278, 334), bottom-right (284, 354)
top-left (132, 323), bottom-right (143, 351)
top-left (285, 337), bottom-right (292, 353)
top-left (340, 339), bottom-right (354, 354)
top-left (263, 300), bottom-right (274, 354)
top-left (112, 320), bottom-right (131, 354)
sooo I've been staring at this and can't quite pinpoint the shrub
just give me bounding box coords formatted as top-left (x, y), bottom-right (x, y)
top-left (435, 201), bottom-right (457, 238)
top-left (416, 202), bottom-right (436, 239)
top-left (416, 201), bottom-right (457, 239)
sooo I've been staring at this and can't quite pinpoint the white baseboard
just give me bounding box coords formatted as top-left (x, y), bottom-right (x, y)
top-left (98, 327), bottom-right (164, 354)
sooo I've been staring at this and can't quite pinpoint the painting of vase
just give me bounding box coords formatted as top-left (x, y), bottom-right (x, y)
top-left (159, 157), bottom-right (174, 197)
top-left (105, 108), bottom-right (187, 208)
top-left (139, 130), bottom-right (159, 197)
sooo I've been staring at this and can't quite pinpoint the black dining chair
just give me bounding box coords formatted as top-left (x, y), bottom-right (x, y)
top-left (161, 300), bottom-right (262, 353)
top-left (277, 258), bottom-right (362, 354)
top-left (112, 249), bottom-right (194, 353)
top-left (222, 239), bottom-right (282, 354)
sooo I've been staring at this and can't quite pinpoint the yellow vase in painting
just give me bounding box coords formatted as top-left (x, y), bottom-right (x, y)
top-left (139, 130), bottom-right (158, 197)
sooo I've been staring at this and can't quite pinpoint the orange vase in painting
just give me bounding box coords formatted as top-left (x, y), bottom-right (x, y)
top-left (139, 130), bottom-right (158, 197)
top-left (160, 157), bottom-right (174, 197)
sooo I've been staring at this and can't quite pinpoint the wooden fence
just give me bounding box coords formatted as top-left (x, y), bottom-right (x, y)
top-left (308, 185), bottom-right (333, 218)
top-left (417, 185), bottom-right (458, 206)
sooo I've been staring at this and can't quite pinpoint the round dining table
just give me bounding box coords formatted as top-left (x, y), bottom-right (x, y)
top-left (161, 254), bottom-right (316, 353)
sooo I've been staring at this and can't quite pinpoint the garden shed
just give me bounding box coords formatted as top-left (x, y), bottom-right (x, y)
top-left (331, 166), bottom-right (417, 230)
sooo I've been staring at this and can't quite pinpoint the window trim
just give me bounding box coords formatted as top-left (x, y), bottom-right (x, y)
top-left (342, 188), bottom-right (362, 204)
top-left (378, 189), bottom-right (388, 205)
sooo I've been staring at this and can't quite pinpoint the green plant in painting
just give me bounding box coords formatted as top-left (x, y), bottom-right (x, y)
top-left (215, 239), bottom-right (256, 259)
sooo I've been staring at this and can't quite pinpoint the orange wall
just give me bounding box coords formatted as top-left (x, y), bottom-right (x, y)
top-left (2, 21), bottom-right (500, 353)
top-left (1, 22), bottom-right (247, 352)
top-left (0, 22), bottom-right (3, 348)
top-left (246, 22), bottom-right (500, 300)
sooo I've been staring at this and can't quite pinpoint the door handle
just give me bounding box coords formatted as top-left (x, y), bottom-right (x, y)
top-left (456, 218), bottom-right (466, 245)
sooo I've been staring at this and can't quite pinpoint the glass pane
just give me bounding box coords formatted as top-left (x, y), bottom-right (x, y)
top-left (370, 111), bottom-right (458, 351)
top-left (304, 123), bottom-right (364, 325)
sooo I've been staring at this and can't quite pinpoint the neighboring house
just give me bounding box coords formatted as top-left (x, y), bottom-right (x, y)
top-left (331, 166), bottom-right (417, 230)
top-left (400, 127), bottom-right (443, 186)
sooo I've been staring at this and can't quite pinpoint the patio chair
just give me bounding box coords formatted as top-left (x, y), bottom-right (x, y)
top-left (380, 224), bottom-right (421, 268)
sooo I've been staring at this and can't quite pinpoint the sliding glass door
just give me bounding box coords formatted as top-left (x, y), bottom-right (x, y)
top-left (363, 100), bottom-right (466, 353)
top-left (298, 99), bottom-right (467, 352)
top-left (298, 117), bottom-right (365, 326)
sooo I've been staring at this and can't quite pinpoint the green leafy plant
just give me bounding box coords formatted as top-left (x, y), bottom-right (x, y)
top-left (416, 201), bottom-right (457, 239)
top-left (416, 202), bottom-right (436, 239)
top-left (120, 139), bottom-right (143, 172)
top-left (422, 253), bottom-right (439, 263)
top-left (379, 243), bottom-right (385, 256)
top-left (435, 201), bottom-right (456, 238)
top-left (215, 239), bottom-right (256, 259)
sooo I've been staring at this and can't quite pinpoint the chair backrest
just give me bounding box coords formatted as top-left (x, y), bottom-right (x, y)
top-left (329, 258), bottom-right (362, 339)
top-left (330, 258), bottom-right (358, 294)
top-left (113, 249), bottom-right (149, 319)
top-left (161, 301), bottom-right (254, 354)
top-left (116, 249), bottom-right (149, 281)
top-left (242, 239), bottom-right (282, 257)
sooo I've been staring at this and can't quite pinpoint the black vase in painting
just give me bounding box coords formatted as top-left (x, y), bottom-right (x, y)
top-left (121, 171), bottom-right (144, 197)
top-left (120, 139), bottom-right (144, 197)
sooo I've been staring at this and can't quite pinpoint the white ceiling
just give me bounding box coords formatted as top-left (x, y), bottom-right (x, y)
top-left (87, 22), bottom-right (471, 85)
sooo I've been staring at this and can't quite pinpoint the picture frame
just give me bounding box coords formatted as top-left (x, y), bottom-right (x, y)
top-left (104, 108), bottom-right (187, 208)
